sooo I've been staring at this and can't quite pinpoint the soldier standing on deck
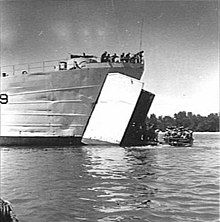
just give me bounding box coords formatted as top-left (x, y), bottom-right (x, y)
top-left (124, 53), bottom-right (131, 62)
top-left (111, 53), bottom-right (118, 62)
top-left (137, 51), bottom-right (144, 63)
top-left (130, 54), bottom-right (138, 63)
top-left (106, 54), bottom-right (111, 62)
top-left (100, 51), bottom-right (107, 62)
top-left (120, 53), bottom-right (125, 62)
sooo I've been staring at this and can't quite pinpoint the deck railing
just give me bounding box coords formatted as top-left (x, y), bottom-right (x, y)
top-left (0, 59), bottom-right (67, 77)
top-left (1, 56), bottom-right (143, 77)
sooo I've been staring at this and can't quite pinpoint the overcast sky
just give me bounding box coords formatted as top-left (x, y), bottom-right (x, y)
top-left (0, 0), bottom-right (219, 116)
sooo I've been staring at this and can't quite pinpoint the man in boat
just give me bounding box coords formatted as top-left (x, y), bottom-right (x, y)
top-left (144, 123), bottom-right (158, 142)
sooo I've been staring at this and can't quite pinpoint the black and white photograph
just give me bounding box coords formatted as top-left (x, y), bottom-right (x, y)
top-left (0, 0), bottom-right (219, 221)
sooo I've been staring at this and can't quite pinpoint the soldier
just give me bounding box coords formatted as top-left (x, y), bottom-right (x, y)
top-left (137, 51), bottom-right (144, 63)
top-left (120, 53), bottom-right (125, 62)
top-left (130, 54), bottom-right (138, 63)
top-left (124, 53), bottom-right (131, 62)
top-left (100, 51), bottom-right (107, 62)
top-left (111, 53), bottom-right (118, 62)
top-left (106, 53), bottom-right (111, 62)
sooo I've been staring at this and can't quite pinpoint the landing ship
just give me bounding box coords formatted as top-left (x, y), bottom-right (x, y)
top-left (0, 52), bottom-right (155, 146)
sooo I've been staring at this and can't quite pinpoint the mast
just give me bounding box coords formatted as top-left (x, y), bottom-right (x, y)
top-left (139, 18), bottom-right (144, 51)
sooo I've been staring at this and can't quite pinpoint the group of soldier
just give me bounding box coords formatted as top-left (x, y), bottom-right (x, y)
top-left (100, 51), bottom-right (144, 63)
top-left (130, 122), bottom-right (159, 144)
top-left (164, 126), bottom-right (193, 140)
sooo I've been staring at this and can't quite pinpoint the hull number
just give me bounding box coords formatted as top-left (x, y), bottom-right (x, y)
top-left (0, 94), bottom-right (8, 104)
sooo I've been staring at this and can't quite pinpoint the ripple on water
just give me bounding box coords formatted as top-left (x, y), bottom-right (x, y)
top-left (1, 133), bottom-right (220, 222)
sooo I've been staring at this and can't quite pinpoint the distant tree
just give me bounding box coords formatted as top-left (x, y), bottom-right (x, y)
top-left (188, 112), bottom-right (198, 129)
top-left (164, 115), bottom-right (175, 127)
top-left (145, 112), bottom-right (219, 132)
top-left (195, 115), bottom-right (206, 131)
top-left (157, 115), bottom-right (165, 131)
top-left (206, 113), bottom-right (219, 131)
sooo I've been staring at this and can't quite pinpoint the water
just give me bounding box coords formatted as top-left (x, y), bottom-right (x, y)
top-left (1, 133), bottom-right (219, 222)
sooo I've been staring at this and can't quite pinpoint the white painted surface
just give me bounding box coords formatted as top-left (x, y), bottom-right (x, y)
top-left (82, 73), bottom-right (143, 144)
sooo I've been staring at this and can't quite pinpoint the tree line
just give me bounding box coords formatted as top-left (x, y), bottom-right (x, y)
top-left (146, 111), bottom-right (219, 132)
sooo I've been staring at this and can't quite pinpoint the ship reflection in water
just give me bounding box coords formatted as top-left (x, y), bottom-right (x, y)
top-left (1, 133), bottom-right (219, 222)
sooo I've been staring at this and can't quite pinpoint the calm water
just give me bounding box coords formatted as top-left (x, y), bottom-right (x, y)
top-left (1, 133), bottom-right (219, 222)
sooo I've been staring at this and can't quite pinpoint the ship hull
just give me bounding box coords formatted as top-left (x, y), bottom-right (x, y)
top-left (0, 62), bottom-right (145, 146)
top-left (0, 136), bottom-right (82, 147)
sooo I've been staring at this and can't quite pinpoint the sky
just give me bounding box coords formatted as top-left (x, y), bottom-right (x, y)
top-left (0, 0), bottom-right (219, 116)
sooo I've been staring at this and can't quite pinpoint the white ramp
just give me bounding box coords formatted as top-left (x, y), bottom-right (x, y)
top-left (82, 73), bottom-right (143, 144)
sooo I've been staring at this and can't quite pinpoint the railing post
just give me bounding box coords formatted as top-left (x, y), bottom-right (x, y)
top-left (12, 65), bottom-right (15, 75)
top-left (43, 61), bottom-right (45, 72)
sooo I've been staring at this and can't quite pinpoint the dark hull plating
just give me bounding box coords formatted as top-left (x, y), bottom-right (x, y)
top-left (0, 136), bottom-right (83, 147)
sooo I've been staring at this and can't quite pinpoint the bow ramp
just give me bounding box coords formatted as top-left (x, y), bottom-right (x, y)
top-left (82, 72), bottom-right (154, 146)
